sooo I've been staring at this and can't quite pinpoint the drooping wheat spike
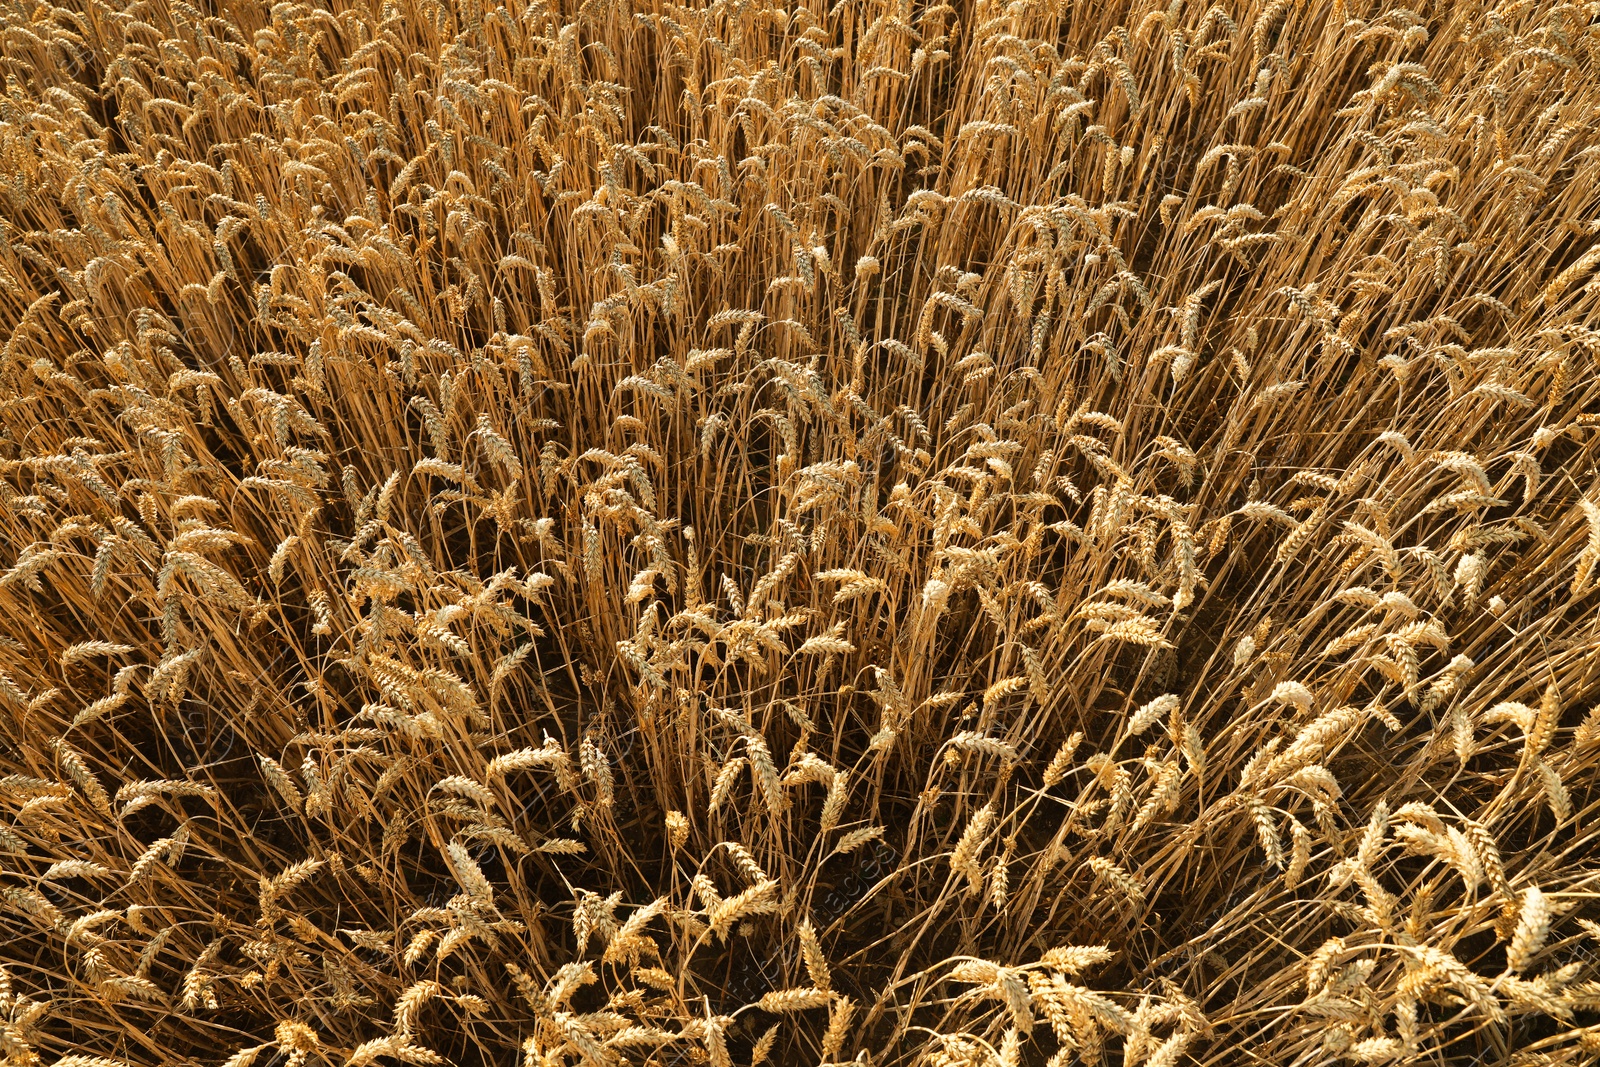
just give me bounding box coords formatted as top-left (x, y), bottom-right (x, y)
top-left (758, 987), bottom-right (832, 1013)
top-left (665, 810), bottom-right (689, 850)
top-left (1042, 732), bottom-right (1084, 788)
top-left (950, 804), bottom-right (995, 895)
top-left (745, 736), bottom-right (788, 816)
top-left (798, 920), bottom-right (830, 991)
top-left (820, 995), bottom-right (854, 1060)
top-left (1085, 857), bottom-right (1145, 909)
top-left (832, 825), bottom-right (886, 857)
top-left (709, 757), bottom-right (748, 815)
top-left (751, 1024), bottom-right (780, 1067)
top-left (708, 880), bottom-right (780, 942)
top-left (1506, 886), bottom-right (1552, 974)
top-left (445, 843), bottom-right (493, 906)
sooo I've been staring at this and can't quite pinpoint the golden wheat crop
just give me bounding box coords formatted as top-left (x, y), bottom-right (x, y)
top-left (2, 1), bottom-right (1600, 1065)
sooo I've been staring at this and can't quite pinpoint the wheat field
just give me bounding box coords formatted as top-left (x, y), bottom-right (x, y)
top-left (1, 1), bottom-right (1599, 1065)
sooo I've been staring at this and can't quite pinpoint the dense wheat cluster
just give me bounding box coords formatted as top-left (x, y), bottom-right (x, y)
top-left (4, 1), bottom-right (1600, 1066)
